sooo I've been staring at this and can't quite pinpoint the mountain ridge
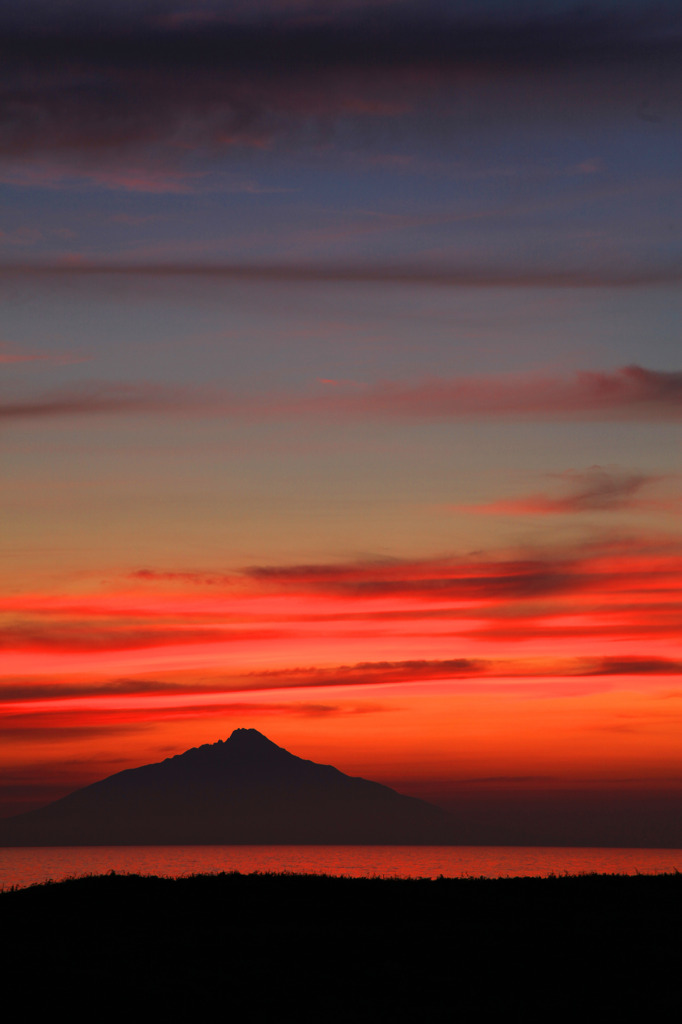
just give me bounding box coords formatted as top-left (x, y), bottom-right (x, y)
top-left (0, 728), bottom-right (456, 846)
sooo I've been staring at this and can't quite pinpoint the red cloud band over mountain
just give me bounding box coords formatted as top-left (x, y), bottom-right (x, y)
top-left (2, 527), bottom-right (681, 852)
top-left (4, 537), bottom-right (681, 685)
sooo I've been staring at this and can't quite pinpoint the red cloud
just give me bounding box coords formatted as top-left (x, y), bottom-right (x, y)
top-left (312, 366), bottom-right (682, 420)
top-left (2, 365), bottom-right (681, 422)
top-left (3, 537), bottom-right (681, 710)
top-left (0, 344), bottom-right (85, 365)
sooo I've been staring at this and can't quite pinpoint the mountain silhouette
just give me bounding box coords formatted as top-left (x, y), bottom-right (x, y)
top-left (0, 729), bottom-right (455, 845)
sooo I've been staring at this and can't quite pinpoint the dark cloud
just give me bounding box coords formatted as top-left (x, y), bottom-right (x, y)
top-left (0, 721), bottom-right (146, 741)
top-left (4, 3), bottom-right (680, 69)
top-left (0, 658), bottom-right (486, 705)
top-left (0, 380), bottom-right (204, 420)
top-left (0, 678), bottom-right (188, 702)
top-left (579, 656), bottom-right (682, 676)
top-left (129, 537), bottom-right (682, 614)
top-left (2, 651), bottom-right (679, 716)
top-left (131, 568), bottom-right (236, 586)
top-left (6, 261), bottom-right (682, 287)
top-left (259, 658), bottom-right (487, 687)
top-left (0, 621), bottom-right (283, 652)
top-left (244, 555), bottom-right (588, 601)
top-left (0, 2), bottom-right (679, 170)
top-left (468, 619), bottom-right (682, 644)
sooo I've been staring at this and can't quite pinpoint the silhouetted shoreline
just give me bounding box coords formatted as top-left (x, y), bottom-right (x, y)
top-left (3, 871), bottom-right (679, 1015)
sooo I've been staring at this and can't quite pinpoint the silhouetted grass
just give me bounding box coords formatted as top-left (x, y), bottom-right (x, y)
top-left (3, 871), bottom-right (679, 1017)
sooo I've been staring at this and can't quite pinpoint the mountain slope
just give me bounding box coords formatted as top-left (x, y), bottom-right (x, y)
top-left (0, 729), bottom-right (455, 845)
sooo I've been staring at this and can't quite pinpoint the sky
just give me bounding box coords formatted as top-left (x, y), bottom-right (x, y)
top-left (1, 0), bottom-right (681, 845)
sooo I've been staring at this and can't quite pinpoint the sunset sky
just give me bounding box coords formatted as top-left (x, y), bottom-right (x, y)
top-left (2, 1), bottom-right (681, 844)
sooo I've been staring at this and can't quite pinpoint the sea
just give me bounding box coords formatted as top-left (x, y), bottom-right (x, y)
top-left (2, 844), bottom-right (681, 890)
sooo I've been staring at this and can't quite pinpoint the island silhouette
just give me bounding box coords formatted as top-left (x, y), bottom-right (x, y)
top-left (0, 728), bottom-right (454, 845)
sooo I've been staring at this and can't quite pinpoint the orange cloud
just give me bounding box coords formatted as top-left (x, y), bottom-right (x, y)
top-left (3, 536), bottom-right (681, 679)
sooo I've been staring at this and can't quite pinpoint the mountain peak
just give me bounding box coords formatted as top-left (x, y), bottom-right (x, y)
top-left (228, 728), bottom-right (272, 742)
top-left (225, 728), bottom-right (286, 753)
top-left (165, 728), bottom-right (288, 767)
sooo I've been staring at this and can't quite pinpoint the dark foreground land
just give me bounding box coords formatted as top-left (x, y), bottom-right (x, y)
top-left (3, 871), bottom-right (680, 1017)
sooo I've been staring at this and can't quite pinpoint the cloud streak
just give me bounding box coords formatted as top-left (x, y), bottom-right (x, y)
top-left (0, 381), bottom-right (212, 420)
top-left (457, 468), bottom-right (675, 516)
top-left (5, 535), bottom-right (680, 666)
top-left (243, 556), bottom-right (584, 601)
top-left (6, 260), bottom-right (682, 287)
top-left (3, 653), bottom-right (682, 712)
top-left (0, 622), bottom-right (282, 653)
top-left (2, 365), bottom-right (681, 422)
top-left (0, 344), bottom-right (85, 365)
top-left (310, 366), bottom-right (682, 421)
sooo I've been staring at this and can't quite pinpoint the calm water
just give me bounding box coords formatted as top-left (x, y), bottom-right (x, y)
top-left (2, 845), bottom-right (681, 890)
